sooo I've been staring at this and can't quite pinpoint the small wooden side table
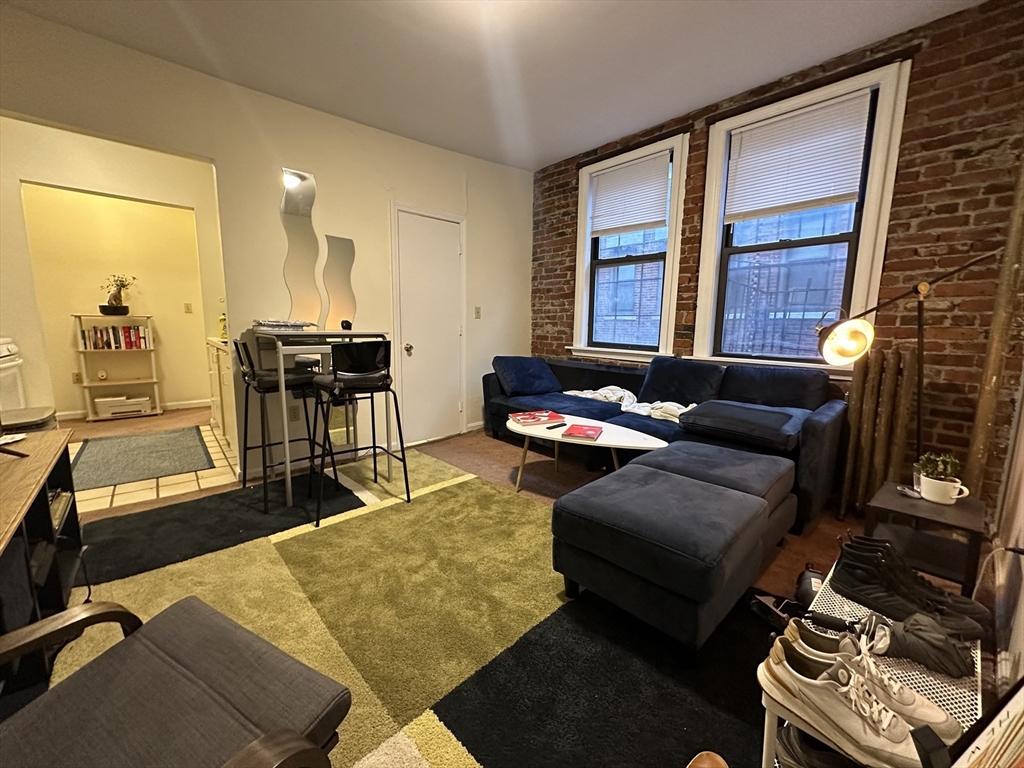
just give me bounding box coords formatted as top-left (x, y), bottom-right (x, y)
top-left (864, 481), bottom-right (985, 597)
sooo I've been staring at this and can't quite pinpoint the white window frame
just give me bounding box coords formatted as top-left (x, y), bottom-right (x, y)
top-left (693, 61), bottom-right (912, 372)
top-left (569, 134), bottom-right (689, 363)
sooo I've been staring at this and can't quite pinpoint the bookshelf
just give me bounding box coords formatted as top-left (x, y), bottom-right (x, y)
top-left (73, 314), bottom-right (163, 421)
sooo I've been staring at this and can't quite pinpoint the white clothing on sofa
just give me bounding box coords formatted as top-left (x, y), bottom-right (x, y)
top-left (563, 386), bottom-right (695, 423)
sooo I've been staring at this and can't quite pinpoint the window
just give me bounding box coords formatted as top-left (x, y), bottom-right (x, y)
top-left (572, 135), bottom-right (688, 360)
top-left (695, 62), bottom-right (911, 366)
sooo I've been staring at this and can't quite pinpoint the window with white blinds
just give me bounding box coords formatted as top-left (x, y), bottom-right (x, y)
top-left (723, 90), bottom-right (871, 224)
top-left (590, 151), bottom-right (671, 236)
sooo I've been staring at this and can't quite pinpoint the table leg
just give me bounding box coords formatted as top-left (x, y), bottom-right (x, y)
top-left (276, 340), bottom-right (292, 507)
top-left (554, 441), bottom-right (559, 473)
top-left (962, 531), bottom-right (983, 597)
top-left (385, 391), bottom-right (393, 482)
top-left (611, 447), bottom-right (620, 471)
top-left (515, 436), bottom-right (530, 493)
top-left (865, 503), bottom-right (878, 537)
top-left (761, 702), bottom-right (779, 768)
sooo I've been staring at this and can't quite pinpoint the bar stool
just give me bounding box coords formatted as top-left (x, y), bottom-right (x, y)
top-left (311, 340), bottom-right (411, 526)
top-left (233, 340), bottom-right (318, 514)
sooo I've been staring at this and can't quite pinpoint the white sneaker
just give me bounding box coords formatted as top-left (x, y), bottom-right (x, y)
top-left (758, 637), bottom-right (923, 768)
top-left (785, 619), bottom-right (963, 745)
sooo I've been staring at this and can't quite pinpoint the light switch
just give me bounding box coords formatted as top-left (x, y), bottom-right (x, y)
top-left (184, 303), bottom-right (193, 313)
top-left (474, 306), bottom-right (481, 319)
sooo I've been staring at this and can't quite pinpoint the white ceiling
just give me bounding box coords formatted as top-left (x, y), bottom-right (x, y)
top-left (4, 0), bottom-right (981, 170)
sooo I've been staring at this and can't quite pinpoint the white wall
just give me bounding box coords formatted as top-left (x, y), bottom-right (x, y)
top-left (0, 116), bottom-right (229, 414)
top-left (0, 7), bottom-right (533, 442)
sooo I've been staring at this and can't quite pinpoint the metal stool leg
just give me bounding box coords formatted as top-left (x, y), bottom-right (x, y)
top-left (389, 388), bottom-right (411, 503)
top-left (241, 385), bottom-right (251, 489)
top-left (259, 392), bottom-right (270, 514)
top-left (325, 398), bottom-right (341, 491)
top-left (308, 389), bottom-right (320, 498)
top-left (315, 401), bottom-right (333, 527)
top-left (370, 392), bottom-right (378, 484)
top-left (301, 388), bottom-right (314, 470)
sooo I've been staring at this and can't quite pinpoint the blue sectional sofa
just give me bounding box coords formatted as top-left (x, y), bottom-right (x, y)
top-left (483, 355), bottom-right (847, 531)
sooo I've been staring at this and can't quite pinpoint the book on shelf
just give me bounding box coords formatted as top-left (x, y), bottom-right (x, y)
top-left (510, 410), bottom-right (564, 426)
top-left (562, 424), bottom-right (603, 441)
top-left (81, 323), bottom-right (150, 350)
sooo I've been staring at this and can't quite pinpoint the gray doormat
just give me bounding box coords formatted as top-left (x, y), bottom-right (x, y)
top-left (72, 427), bottom-right (214, 490)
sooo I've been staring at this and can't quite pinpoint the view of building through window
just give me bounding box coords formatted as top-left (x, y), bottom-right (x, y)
top-left (720, 203), bottom-right (854, 358)
top-left (591, 226), bottom-right (667, 349)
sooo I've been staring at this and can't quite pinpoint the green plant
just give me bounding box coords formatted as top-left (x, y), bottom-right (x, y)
top-left (918, 452), bottom-right (961, 481)
top-left (101, 274), bottom-right (136, 306)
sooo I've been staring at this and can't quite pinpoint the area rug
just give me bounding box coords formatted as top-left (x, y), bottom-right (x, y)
top-left (55, 451), bottom-right (771, 768)
top-left (71, 426), bottom-right (214, 490)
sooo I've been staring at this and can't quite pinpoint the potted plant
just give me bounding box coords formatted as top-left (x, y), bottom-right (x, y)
top-left (917, 452), bottom-right (970, 505)
top-left (100, 274), bottom-right (136, 316)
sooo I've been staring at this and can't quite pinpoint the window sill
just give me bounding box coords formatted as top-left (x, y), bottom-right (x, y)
top-left (690, 353), bottom-right (854, 380)
top-left (566, 346), bottom-right (662, 364)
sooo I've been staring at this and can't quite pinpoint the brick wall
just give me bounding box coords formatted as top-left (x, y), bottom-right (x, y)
top-left (531, 0), bottom-right (1024, 505)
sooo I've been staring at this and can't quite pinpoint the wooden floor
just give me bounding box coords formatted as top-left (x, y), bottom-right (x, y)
top-left (419, 428), bottom-right (862, 601)
top-left (60, 406), bottom-right (213, 441)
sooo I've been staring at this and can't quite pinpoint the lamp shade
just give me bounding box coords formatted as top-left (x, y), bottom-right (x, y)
top-left (818, 318), bottom-right (875, 365)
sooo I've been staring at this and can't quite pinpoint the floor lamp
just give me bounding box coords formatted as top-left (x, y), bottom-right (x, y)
top-left (816, 251), bottom-right (998, 460)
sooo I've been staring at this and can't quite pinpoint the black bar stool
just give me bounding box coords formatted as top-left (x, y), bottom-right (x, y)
top-left (311, 340), bottom-right (411, 525)
top-left (233, 340), bottom-right (318, 514)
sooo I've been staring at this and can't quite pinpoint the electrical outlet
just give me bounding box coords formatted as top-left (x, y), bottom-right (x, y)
top-left (474, 306), bottom-right (481, 319)
top-left (184, 302), bottom-right (193, 313)
top-left (71, 371), bottom-right (82, 384)
top-left (288, 405), bottom-right (300, 421)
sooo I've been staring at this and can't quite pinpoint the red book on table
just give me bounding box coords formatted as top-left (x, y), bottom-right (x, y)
top-left (510, 410), bottom-right (564, 426)
top-left (562, 424), bottom-right (603, 441)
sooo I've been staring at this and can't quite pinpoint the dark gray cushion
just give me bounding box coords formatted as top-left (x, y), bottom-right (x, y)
top-left (605, 412), bottom-right (687, 442)
top-left (718, 364), bottom-right (830, 410)
top-left (492, 356), bottom-right (562, 397)
top-left (632, 442), bottom-right (795, 510)
top-left (552, 465), bottom-right (767, 603)
top-left (680, 400), bottom-right (811, 452)
top-left (0, 597), bottom-right (351, 768)
top-left (508, 393), bottom-right (622, 421)
top-left (637, 356), bottom-right (725, 406)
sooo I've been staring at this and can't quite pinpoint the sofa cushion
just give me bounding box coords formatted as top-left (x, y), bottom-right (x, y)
top-left (632, 442), bottom-right (795, 511)
top-left (638, 356), bottom-right (725, 406)
top-left (507, 393), bottom-right (623, 422)
top-left (680, 400), bottom-right (810, 452)
top-left (606, 412), bottom-right (687, 443)
top-left (492, 356), bottom-right (562, 397)
top-left (718, 364), bottom-right (830, 410)
top-left (552, 465), bottom-right (767, 603)
top-left (0, 596), bottom-right (351, 768)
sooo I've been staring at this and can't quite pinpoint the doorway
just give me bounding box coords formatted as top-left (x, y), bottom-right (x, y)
top-left (393, 206), bottom-right (465, 445)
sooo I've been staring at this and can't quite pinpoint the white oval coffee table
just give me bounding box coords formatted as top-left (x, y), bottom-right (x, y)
top-left (505, 415), bottom-right (668, 492)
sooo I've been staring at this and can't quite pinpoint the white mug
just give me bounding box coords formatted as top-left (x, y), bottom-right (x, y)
top-left (919, 475), bottom-right (970, 505)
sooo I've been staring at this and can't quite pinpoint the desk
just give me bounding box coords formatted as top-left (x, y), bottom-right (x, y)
top-left (252, 330), bottom-right (391, 506)
top-left (865, 482), bottom-right (985, 597)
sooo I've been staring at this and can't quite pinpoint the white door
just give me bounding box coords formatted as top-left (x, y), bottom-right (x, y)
top-left (396, 209), bottom-right (463, 444)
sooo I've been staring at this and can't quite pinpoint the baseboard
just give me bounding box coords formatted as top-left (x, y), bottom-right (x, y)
top-left (56, 409), bottom-right (87, 421)
top-left (165, 399), bottom-right (212, 410)
top-left (467, 421), bottom-right (484, 431)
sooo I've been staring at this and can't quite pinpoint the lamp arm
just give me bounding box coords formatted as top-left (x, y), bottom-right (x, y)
top-left (847, 252), bottom-right (997, 320)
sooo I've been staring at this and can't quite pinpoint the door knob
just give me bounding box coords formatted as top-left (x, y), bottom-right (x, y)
top-left (404, 343), bottom-right (414, 354)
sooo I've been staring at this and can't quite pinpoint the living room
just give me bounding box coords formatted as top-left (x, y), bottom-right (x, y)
top-left (0, 2), bottom-right (1020, 767)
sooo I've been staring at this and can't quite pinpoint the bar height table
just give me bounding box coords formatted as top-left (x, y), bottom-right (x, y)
top-left (252, 329), bottom-right (391, 507)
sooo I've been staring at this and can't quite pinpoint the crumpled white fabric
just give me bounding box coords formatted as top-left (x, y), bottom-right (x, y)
top-left (563, 386), bottom-right (696, 423)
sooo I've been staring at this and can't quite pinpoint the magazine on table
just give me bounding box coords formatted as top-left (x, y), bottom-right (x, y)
top-left (562, 424), bottom-right (603, 441)
top-left (510, 410), bottom-right (564, 426)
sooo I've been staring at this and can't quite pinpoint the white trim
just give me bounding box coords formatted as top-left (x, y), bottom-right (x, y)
top-left (165, 398), bottom-right (212, 410)
top-left (693, 61), bottom-right (912, 367)
top-left (572, 134), bottom-right (689, 359)
top-left (466, 420), bottom-right (484, 431)
top-left (390, 202), bottom-right (468, 441)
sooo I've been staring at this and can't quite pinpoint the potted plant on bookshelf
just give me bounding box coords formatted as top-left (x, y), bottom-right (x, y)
top-left (918, 452), bottom-right (969, 505)
top-left (99, 274), bottom-right (136, 316)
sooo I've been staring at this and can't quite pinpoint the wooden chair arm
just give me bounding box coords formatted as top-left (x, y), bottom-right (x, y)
top-left (223, 730), bottom-right (331, 768)
top-left (0, 601), bottom-right (143, 666)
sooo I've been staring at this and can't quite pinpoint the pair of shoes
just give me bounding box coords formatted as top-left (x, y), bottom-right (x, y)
top-left (776, 724), bottom-right (860, 768)
top-left (786, 619), bottom-right (963, 744)
top-left (850, 536), bottom-right (990, 624)
top-left (759, 635), bottom-right (923, 768)
top-left (831, 544), bottom-right (984, 640)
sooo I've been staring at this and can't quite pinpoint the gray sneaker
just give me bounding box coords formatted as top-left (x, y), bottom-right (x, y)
top-left (785, 619), bottom-right (963, 745)
top-left (758, 637), bottom-right (923, 768)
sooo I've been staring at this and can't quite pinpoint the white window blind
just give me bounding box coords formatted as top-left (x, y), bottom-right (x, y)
top-left (590, 150), bottom-right (671, 236)
top-left (723, 90), bottom-right (871, 224)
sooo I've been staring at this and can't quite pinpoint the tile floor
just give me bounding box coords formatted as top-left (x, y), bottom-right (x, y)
top-left (71, 425), bottom-right (239, 513)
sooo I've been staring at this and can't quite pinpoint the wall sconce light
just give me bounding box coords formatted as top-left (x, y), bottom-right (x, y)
top-left (283, 172), bottom-right (302, 189)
